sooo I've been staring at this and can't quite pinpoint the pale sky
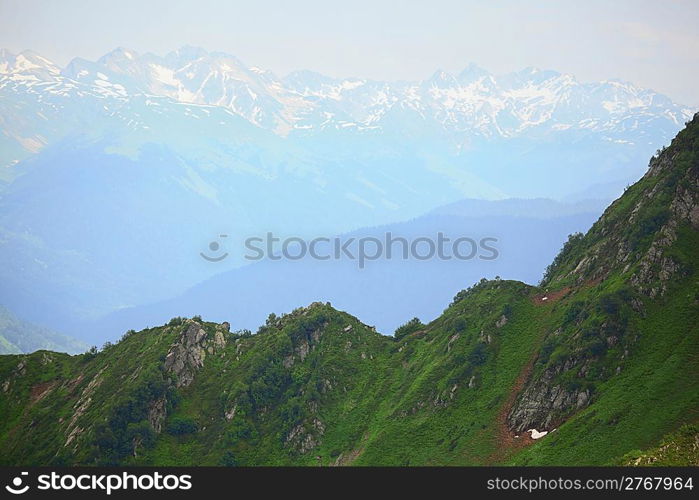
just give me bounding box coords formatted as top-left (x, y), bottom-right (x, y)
top-left (1, 0), bottom-right (697, 106)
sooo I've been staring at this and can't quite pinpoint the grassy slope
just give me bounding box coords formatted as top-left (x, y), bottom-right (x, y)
top-left (0, 269), bottom-right (696, 466)
top-left (0, 324), bottom-right (179, 465)
top-left (125, 282), bottom-right (554, 466)
top-left (622, 424), bottom-right (699, 466)
top-left (352, 281), bottom-right (549, 465)
top-left (512, 272), bottom-right (699, 464)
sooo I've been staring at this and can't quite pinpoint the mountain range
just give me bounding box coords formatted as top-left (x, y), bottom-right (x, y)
top-left (0, 46), bottom-right (695, 348)
top-left (2, 46), bottom-right (691, 144)
top-left (1, 45), bottom-right (693, 201)
top-left (0, 114), bottom-right (697, 466)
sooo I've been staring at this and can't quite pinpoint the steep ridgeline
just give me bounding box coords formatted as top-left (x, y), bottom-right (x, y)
top-left (1, 116), bottom-right (698, 466)
top-left (506, 111), bottom-right (699, 450)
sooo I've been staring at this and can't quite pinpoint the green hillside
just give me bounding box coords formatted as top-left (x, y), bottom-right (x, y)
top-left (0, 114), bottom-right (697, 466)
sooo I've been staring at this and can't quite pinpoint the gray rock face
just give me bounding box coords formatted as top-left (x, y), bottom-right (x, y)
top-left (507, 359), bottom-right (591, 433)
top-left (163, 320), bottom-right (226, 388)
top-left (629, 168), bottom-right (699, 298)
top-left (141, 320), bottom-right (229, 437)
top-left (148, 397), bottom-right (167, 433)
top-left (282, 322), bottom-right (327, 368)
top-left (285, 418), bottom-right (326, 454)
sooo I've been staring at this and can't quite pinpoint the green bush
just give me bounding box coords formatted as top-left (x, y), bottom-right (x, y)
top-left (220, 451), bottom-right (237, 466)
top-left (467, 343), bottom-right (488, 366)
top-left (166, 417), bottom-right (198, 435)
top-left (167, 317), bottom-right (185, 327)
top-left (394, 317), bottom-right (424, 340)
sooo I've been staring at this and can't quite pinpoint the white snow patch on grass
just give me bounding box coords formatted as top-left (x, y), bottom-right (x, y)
top-left (528, 429), bottom-right (548, 439)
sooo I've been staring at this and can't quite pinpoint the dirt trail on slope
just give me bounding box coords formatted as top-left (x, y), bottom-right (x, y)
top-left (532, 286), bottom-right (571, 305)
top-left (533, 278), bottom-right (604, 306)
top-left (492, 278), bottom-right (603, 461)
top-left (486, 352), bottom-right (538, 464)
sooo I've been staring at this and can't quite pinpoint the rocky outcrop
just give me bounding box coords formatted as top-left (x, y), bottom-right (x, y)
top-left (629, 169), bottom-right (699, 298)
top-left (163, 320), bottom-right (226, 388)
top-left (148, 397), bottom-right (167, 433)
top-left (282, 321), bottom-right (327, 368)
top-left (64, 366), bottom-right (106, 448)
top-left (283, 337), bottom-right (311, 368)
top-left (1, 358), bottom-right (27, 393)
top-left (496, 314), bottom-right (508, 328)
top-left (149, 320), bottom-right (228, 436)
top-left (507, 360), bottom-right (591, 433)
top-left (285, 417), bottom-right (326, 454)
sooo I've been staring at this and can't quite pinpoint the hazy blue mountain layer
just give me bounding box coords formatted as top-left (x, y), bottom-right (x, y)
top-left (0, 306), bottom-right (87, 354)
top-left (84, 200), bottom-right (602, 345)
top-left (0, 46), bottom-right (693, 346)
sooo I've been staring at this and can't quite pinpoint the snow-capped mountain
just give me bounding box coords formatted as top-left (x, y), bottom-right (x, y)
top-left (1, 46), bottom-right (693, 165)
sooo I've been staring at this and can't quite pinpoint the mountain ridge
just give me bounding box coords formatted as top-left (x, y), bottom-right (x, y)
top-left (0, 114), bottom-right (697, 466)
